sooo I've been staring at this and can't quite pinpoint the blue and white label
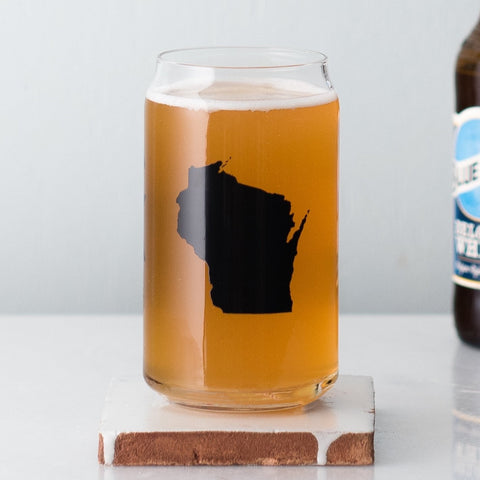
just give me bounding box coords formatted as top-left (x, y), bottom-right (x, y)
top-left (454, 107), bottom-right (480, 289)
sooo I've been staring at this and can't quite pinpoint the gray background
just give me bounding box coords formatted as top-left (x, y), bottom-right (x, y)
top-left (0, 0), bottom-right (477, 314)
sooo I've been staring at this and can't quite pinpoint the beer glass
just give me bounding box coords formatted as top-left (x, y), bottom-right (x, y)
top-left (144, 47), bottom-right (339, 410)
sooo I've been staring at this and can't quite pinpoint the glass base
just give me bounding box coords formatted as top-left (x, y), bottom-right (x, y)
top-left (144, 371), bottom-right (338, 412)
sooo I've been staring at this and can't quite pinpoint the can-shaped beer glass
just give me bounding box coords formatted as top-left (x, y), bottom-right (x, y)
top-left (144, 47), bottom-right (338, 410)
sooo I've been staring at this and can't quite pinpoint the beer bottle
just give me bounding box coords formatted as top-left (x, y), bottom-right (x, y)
top-left (453, 14), bottom-right (480, 347)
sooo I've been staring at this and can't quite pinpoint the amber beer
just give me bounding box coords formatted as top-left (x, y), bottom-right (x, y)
top-left (144, 48), bottom-right (339, 409)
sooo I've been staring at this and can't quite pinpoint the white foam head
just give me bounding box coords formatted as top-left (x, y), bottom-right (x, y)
top-left (146, 79), bottom-right (337, 112)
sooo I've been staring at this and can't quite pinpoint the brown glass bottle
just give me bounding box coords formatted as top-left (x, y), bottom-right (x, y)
top-left (454, 16), bottom-right (480, 347)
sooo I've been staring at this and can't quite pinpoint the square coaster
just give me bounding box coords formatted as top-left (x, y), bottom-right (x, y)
top-left (98, 375), bottom-right (374, 466)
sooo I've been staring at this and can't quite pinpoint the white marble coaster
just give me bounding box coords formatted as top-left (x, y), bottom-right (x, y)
top-left (98, 375), bottom-right (374, 466)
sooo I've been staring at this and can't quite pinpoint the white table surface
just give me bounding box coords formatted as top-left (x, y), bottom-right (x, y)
top-left (1, 314), bottom-right (479, 479)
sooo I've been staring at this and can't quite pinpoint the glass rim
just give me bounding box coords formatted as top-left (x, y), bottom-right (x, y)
top-left (157, 47), bottom-right (328, 70)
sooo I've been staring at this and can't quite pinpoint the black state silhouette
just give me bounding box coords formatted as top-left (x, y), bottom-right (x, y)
top-left (177, 161), bottom-right (308, 313)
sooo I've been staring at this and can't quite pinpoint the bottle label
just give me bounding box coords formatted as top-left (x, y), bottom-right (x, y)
top-left (453, 107), bottom-right (480, 289)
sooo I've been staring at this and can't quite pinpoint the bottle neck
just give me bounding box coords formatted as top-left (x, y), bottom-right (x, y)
top-left (456, 16), bottom-right (480, 116)
top-left (458, 16), bottom-right (480, 65)
top-left (468, 15), bottom-right (480, 42)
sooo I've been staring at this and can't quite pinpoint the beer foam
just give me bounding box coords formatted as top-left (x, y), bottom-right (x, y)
top-left (146, 79), bottom-right (337, 112)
